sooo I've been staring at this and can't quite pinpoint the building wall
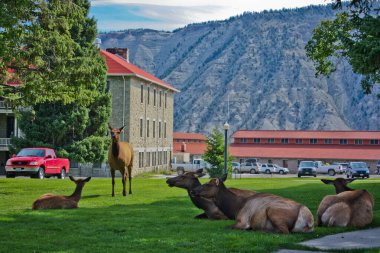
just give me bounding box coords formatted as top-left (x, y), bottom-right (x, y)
top-left (108, 75), bottom-right (174, 175)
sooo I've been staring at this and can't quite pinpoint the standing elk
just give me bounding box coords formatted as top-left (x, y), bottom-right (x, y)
top-left (191, 177), bottom-right (314, 234)
top-left (166, 169), bottom-right (256, 219)
top-left (108, 124), bottom-right (134, 197)
top-left (32, 176), bottom-right (91, 209)
top-left (317, 178), bottom-right (374, 227)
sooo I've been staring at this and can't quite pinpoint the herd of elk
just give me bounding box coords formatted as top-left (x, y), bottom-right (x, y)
top-left (190, 177), bottom-right (314, 234)
top-left (166, 169), bottom-right (256, 219)
top-left (317, 178), bottom-right (374, 227)
top-left (32, 176), bottom-right (91, 210)
top-left (108, 124), bottom-right (134, 197)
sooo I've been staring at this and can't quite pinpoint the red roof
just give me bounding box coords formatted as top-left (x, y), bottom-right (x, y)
top-left (230, 144), bottom-right (380, 160)
top-left (232, 130), bottom-right (380, 140)
top-left (173, 142), bottom-right (207, 155)
top-left (173, 132), bottom-right (207, 140)
top-left (100, 50), bottom-right (178, 92)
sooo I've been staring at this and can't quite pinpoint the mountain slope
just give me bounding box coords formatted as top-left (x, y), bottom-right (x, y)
top-left (99, 5), bottom-right (379, 135)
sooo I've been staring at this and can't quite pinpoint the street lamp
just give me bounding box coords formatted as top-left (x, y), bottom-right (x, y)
top-left (224, 122), bottom-right (229, 177)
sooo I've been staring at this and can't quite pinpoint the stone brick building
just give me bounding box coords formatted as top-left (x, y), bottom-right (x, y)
top-left (100, 49), bottom-right (179, 174)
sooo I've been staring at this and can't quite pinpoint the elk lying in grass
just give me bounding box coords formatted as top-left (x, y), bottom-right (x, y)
top-left (317, 178), bottom-right (374, 227)
top-left (166, 170), bottom-right (256, 219)
top-left (191, 177), bottom-right (314, 233)
top-left (32, 176), bottom-right (91, 210)
top-left (108, 124), bottom-right (134, 197)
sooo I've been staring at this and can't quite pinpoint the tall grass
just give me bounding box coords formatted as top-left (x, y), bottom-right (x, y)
top-left (0, 177), bottom-right (379, 253)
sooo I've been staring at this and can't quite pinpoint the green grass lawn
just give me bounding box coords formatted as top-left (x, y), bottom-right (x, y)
top-left (0, 176), bottom-right (379, 253)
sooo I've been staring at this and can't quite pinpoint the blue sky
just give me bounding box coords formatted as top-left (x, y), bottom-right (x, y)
top-left (90, 0), bottom-right (329, 31)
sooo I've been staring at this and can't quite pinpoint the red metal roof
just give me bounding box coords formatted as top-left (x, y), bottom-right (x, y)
top-left (173, 142), bottom-right (207, 155)
top-left (229, 144), bottom-right (380, 160)
top-left (173, 132), bottom-right (207, 140)
top-left (100, 50), bottom-right (178, 92)
top-left (232, 130), bottom-right (380, 140)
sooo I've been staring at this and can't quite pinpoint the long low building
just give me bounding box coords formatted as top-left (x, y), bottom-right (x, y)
top-left (230, 130), bottom-right (380, 173)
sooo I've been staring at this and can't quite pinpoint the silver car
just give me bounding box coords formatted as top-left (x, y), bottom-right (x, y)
top-left (259, 164), bottom-right (289, 174)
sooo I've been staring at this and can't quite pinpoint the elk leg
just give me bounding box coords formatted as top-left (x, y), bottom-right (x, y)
top-left (122, 173), bottom-right (126, 196)
top-left (128, 166), bottom-right (132, 194)
top-left (267, 208), bottom-right (291, 234)
top-left (111, 170), bottom-right (115, 197)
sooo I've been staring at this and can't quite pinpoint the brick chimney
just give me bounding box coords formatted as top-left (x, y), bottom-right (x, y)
top-left (106, 48), bottom-right (129, 62)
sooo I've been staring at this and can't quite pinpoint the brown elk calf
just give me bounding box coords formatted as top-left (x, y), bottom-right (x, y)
top-left (191, 178), bottom-right (314, 234)
top-left (317, 178), bottom-right (374, 227)
top-left (166, 169), bottom-right (256, 219)
top-left (32, 176), bottom-right (91, 210)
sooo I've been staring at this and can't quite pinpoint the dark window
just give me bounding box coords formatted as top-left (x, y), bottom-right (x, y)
top-left (324, 139), bottom-right (332, 144)
top-left (354, 139), bottom-right (363, 145)
top-left (140, 119), bottom-right (143, 137)
top-left (370, 139), bottom-right (379, 145)
top-left (310, 139), bottom-right (318, 144)
top-left (241, 138), bottom-right (247, 143)
top-left (281, 138), bottom-right (288, 144)
top-left (165, 93), bottom-right (167, 108)
top-left (159, 91), bottom-right (162, 107)
top-left (140, 85), bottom-right (144, 103)
top-left (268, 138), bottom-right (275, 143)
top-left (340, 139), bottom-right (348, 145)
top-left (146, 120), bottom-right (150, 138)
top-left (295, 139), bottom-right (302, 144)
top-left (154, 89), bottom-right (156, 106)
top-left (159, 122), bottom-right (162, 138)
top-left (106, 81), bottom-right (110, 93)
top-left (253, 138), bottom-right (260, 143)
top-left (147, 87), bottom-right (150, 105)
top-left (164, 122), bottom-right (167, 138)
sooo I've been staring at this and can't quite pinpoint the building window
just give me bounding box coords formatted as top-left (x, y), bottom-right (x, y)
top-left (140, 84), bottom-right (144, 103)
top-left (281, 138), bottom-right (288, 144)
top-left (147, 87), bottom-right (150, 105)
top-left (152, 152), bottom-right (156, 166)
top-left (268, 138), bottom-right (275, 143)
top-left (153, 120), bottom-right (156, 138)
top-left (370, 139), bottom-right (379, 145)
top-left (310, 139), bottom-right (318, 144)
top-left (268, 159), bottom-right (272, 164)
top-left (159, 121), bottom-right (162, 138)
top-left (139, 118), bottom-right (143, 137)
top-left (253, 138), bottom-right (260, 143)
top-left (340, 139), bottom-right (348, 145)
top-left (295, 139), bottom-right (302, 144)
top-left (146, 152), bottom-right (150, 167)
top-left (354, 139), bottom-right (363, 145)
top-left (165, 93), bottom-right (167, 108)
top-left (164, 122), bottom-right (167, 138)
top-left (154, 89), bottom-right (157, 106)
top-left (159, 91), bottom-right (162, 107)
top-left (241, 138), bottom-right (247, 143)
top-left (106, 81), bottom-right (110, 93)
top-left (324, 139), bottom-right (332, 144)
top-left (139, 152), bottom-right (144, 168)
top-left (146, 119), bottom-right (150, 138)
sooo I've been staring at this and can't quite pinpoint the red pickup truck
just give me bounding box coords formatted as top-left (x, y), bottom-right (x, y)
top-left (5, 148), bottom-right (70, 179)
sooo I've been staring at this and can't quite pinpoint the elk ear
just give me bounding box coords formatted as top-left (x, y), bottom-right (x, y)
top-left (220, 173), bottom-right (228, 182)
top-left (321, 179), bottom-right (333, 185)
top-left (84, 177), bottom-right (91, 182)
top-left (346, 178), bottom-right (356, 184)
top-left (194, 169), bottom-right (204, 178)
top-left (69, 176), bottom-right (75, 182)
top-left (119, 124), bottom-right (127, 132)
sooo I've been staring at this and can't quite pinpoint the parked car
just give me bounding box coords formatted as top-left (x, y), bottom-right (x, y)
top-left (332, 162), bottom-right (349, 174)
top-left (376, 160), bottom-right (380, 175)
top-left (231, 162), bottom-right (241, 173)
top-left (171, 159), bottom-right (211, 175)
top-left (297, 161), bottom-right (317, 178)
top-left (314, 161), bottom-right (343, 176)
top-left (347, 162), bottom-right (370, 179)
top-left (259, 164), bottom-right (289, 174)
top-left (5, 148), bottom-right (70, 179)
top-left (235, 161), bottom-right (259, 174)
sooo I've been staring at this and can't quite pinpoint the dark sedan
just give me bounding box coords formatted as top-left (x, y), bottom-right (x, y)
top-left (347, 162), bottom-right (370, 179)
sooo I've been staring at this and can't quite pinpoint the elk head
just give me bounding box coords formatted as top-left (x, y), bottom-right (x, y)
top-left (166, 169), bottom-right (204, 189)
top-left (108, 123), bottom-right (127, 142)
top-left (321, 178), bottom-right (356, 194)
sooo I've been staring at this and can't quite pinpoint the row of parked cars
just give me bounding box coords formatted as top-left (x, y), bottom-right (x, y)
top-left (231, 161), bottom-right (289, 175)
top-left (297, 161), bottom-right (371, 178)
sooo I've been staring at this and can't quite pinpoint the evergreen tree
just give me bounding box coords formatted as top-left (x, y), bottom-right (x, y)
top-left (203, 128), bottom-right (233, 178)
top-left (306, 0), bottom-right (380, 98)
top-left (8, 0), bottom-right (111, 163)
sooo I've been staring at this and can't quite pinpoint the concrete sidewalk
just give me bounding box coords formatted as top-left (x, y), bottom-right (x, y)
top-left (276, 227), bottom-right (380, 253)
